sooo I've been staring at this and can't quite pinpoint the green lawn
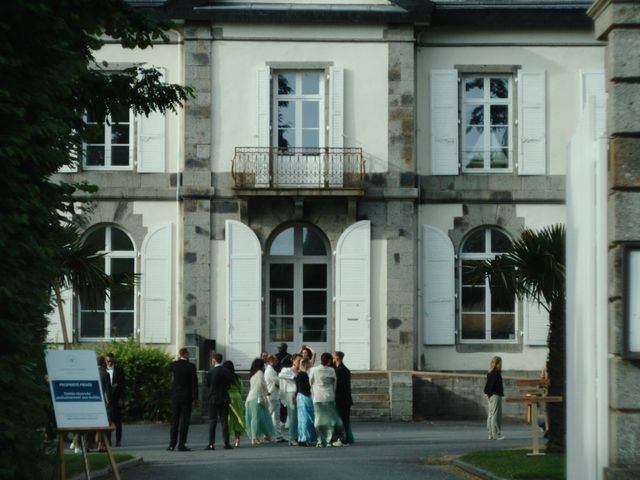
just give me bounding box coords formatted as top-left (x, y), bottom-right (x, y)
top-left (45, 452), bottom-right (134, 479)
top-left (459, 449), bottom-right (566, 480)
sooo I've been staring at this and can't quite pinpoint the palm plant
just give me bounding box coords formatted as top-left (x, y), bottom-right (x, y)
top-left (50, 219), bottom-right (137, 349)
top-left (466, 224), bottom-right (566, 452)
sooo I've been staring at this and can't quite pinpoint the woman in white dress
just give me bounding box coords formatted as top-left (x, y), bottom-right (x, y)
top-left (244, 358), bottom-right (275, 445)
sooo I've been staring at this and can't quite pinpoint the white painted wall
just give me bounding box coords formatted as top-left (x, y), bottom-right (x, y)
top-left (516, 204), bottom-right (565, 230)
top-left (211, 25), bottom-right (389, 174)
top-left (423, 345), bottom-right (548, 372)
top-left (417, 28), bottom-right (605, 176)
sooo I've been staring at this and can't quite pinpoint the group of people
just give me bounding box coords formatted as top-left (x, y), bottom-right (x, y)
top-left (167, 343), bottom-right (354, 452)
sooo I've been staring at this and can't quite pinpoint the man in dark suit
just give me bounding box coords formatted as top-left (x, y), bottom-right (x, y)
top-left (333, 351), bottom-right (354, 444)
top-left (205, 352), bottom-right (234, 450)
top-left (168, 347), bottom-right (198, 451)
top-left (105, 352), bottom-right (126, 447)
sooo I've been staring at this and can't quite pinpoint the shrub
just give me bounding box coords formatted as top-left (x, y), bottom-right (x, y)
top-left (97, 339), bottom-right (172, 422)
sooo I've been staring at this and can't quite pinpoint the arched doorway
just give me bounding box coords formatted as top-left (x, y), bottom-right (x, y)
top-left (265, 224), bottom-right (331, 355)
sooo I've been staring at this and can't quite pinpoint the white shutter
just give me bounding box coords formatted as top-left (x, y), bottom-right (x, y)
top-left (423, 225), bottom-right (455, 345)
top-left (581, 70), bottom-right (606, 139)
top-left (525, 300), bottom-right (549, 346)
top-left (141, 223), bottom-right (172, 343)
top-left (256, 66), bottom-right (271, 186)
top-left (137, 68), bottom-right (166, 173)
top-left (335, 220), bottom-right (370, 370)
top-left (226, 220), bottom-right (262, 370)
top-left (430, 70), bottom-right (459, 175)
top-left (46, 288), bottom-right (73, 344)
top-left (518, 71), bottom-right (547, 175)
top-left (329, 66), bottom-right (345, 186)
top-left (330, 66), bottom-right (344, 149)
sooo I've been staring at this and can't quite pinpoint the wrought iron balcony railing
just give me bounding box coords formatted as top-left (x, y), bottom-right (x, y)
top-left (231, 147), bottom-right (365, 190)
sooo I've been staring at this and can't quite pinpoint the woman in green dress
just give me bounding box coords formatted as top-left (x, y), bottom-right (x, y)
top-left (244, 358), bottom-right (275, 445)
top-left (222, 360), bottom-right (246, 447)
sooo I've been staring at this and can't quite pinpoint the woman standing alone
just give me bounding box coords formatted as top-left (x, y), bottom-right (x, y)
top-left (483, 355), bottom-right (504, 440)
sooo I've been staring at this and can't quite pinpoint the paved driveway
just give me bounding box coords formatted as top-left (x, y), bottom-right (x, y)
top-left (111, 420), bottom-right (532, 480)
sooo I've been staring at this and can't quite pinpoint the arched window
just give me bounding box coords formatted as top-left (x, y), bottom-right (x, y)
top-left (79, 225), bottom-right (136, 339)
top-left (265, 224), bottom-right (330, 354)
top-left (459, 227), bottom-right (515, 342)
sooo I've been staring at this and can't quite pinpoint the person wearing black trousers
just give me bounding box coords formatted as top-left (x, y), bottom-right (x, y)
top-left (168, 348), bottom-right (198, 451)
top-left (332, 351), bottom-right (354, 444)
top-left (105, 352), bottom-right (126, 447)
top-left (205, 352), bottom-right (234, 450)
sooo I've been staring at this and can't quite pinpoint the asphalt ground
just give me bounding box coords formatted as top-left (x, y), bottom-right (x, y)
top-left (100, 420), bottom-right (533, 480)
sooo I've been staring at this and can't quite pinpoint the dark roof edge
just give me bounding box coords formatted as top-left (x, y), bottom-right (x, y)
top-left (431, 4), bottom-right (592, 28)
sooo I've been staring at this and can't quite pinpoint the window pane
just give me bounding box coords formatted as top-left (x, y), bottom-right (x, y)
top-left (269, 316), bottom-right (294, 342)
top-left (461, 260), bottom-right (484, 285)
top-left (490, 78), bottom-right (509, 99)
top-left (461, 287), bottom-right (485, 312)
top-left (278, 129), bottom-right (294, 149)
top-left (490, 230), bottom-right (511, 253)
top-left (302, 228), bottom-right (326, 255)
top-left (490, 127), bottom-right (508, 147)
top-left (463, 230), bottom-right (486, 253)
top-left (491, 313), bottom-right (515, 340)
top-left (301, 72), bottom-right (320, 95)
top-left (302, 102), bottom-right (319, 129)
top-left (463, 151), bottom-right (484, 169)
top-left (84, 228), bottom-right (106, 252)
top-left (303, 264), bottom-right (326, 288)
top-left (491, 288), bottom-right (515, 313)
top-left (464, 126), bottom-right (484, 151)
top-left (490, 149), bottom-right (509, 169)
top-left (111, 228), bottom-right (133, 251)
top-left (270, 264), bottom-right (294, 288)
top-left (278, 73), bottom-right (295, 95)
top-left (86, 146), bottom-right (105, 166)
top-left (111, 105), bottom-right (129, 123)
top-left (81, 311), bottom-right (105, 337)
top-left (302, 130), bottom-right (319, 149)
top-left (111, 124), bottom-right (129, 145)
top-left (270, 291), bottom-right (293, 315)
top-left (270, 228), bottom-right (294, 255)
top-left (303, 317), bottom-right (327, 342)
top-left (303, 291), bottom-right (326, 315)
top-left (490, 105), bottom-right (508, 126)
top-left (86, 125), bottom-right (104, 144)
top-left (461, 313), bottom-right (485, 340)
top-left (464, 77), bottom-right (484, 98)
top-left (110, 286), bottom-right (134, 311)
top-left (111, 257), bottom-right (134, 278)
top-left (111, 312), bottom-right (134, 338)
top-left (278, 101), bottom-right (295, 129)
top-left (464, 105), bottom-right (484, 126)
top-left (111, 146), bottom-right (129, 166)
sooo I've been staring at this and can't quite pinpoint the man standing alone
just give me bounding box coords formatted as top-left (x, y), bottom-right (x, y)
top-left (168, 348), bottom-right (198, 451)
top-left (105, 352), bottom-right (126, 447)
top-left (205, 353), bottom-right (234, 450)
top-left (333, 351), bottom-right (353, 443)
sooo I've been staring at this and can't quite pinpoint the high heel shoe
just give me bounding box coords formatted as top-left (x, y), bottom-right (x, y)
top-left (234, 439), bottom-right (240, 448)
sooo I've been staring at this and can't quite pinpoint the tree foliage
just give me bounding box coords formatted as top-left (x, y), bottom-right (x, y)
top-left (466, 224), bottom-right (566, 452)
top-left (0, 2), bottom-right (191, 478)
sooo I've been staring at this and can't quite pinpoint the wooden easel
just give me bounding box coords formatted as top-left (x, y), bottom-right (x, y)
top-left (53, 426), bottom-right (120, 480)
top-left (506, 378), bottom-right (563, 456)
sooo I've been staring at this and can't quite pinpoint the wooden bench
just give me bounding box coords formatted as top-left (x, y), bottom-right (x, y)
top-left (506, 378), bottom-right (562, 455)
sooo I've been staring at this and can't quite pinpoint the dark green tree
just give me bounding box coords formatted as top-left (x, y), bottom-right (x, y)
top-left (467, 224), bottom-right (566, 452)
top-left (0, 2), bottom-right (191, 477)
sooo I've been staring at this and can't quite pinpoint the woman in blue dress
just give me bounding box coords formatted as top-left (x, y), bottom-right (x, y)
top-left (295, 358), bottom-right (317, 446)
top-left (245, 358), bottom-right (275, 445)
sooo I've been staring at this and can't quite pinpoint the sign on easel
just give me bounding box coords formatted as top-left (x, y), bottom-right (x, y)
top-left (46, 350), bottom-right (110, 429)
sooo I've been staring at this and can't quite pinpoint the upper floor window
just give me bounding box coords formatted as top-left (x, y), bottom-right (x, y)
top-left (84, 106), bottom-right (133, 170)
top-left (459, 227), bottom-right (516, 342)
top-left (430, 69), bottom-right (546, 176)
top-left (274, 71), bottom-right (325, 151)
top-left (461, 75), bottom-right (512, 172)
top-left (79, 225), bottom-right (136, 340)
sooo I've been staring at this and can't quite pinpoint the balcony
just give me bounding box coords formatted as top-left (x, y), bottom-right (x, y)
top-left (231, 147), bottom-right (365, 194)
